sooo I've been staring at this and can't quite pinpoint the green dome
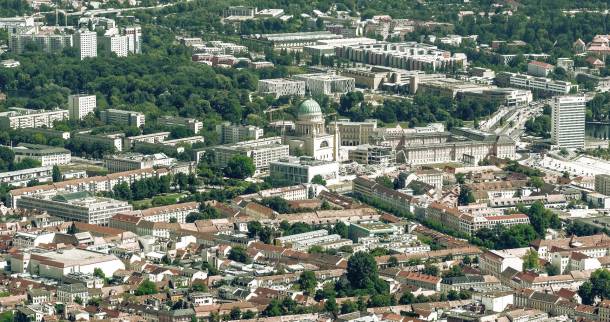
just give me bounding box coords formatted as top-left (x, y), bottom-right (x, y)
top-left (298, 99), bottom-right (322, 117)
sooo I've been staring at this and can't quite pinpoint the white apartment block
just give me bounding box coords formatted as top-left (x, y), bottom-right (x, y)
top-left (274, 229), bottom-right (329, 247)
top-left (293, 73), bottom-right (356, 96)
top-left (269, 156), bottom-right (339, 184)
top-left (17, 191), bottom-right (132, 226)
top-left (10, 248), bottom-right (125, 280)
top-left (551, 96), bottom-right (585, 149)
top-left (100, 109), bottom-right (145, 127)
top-left (121, 202), bottom-right (199, 224)
top-left (104, 153), bottom-right (175, 173)
top-left (216, 122), bottom-right (264, 144)
top-left (125, 26), bottom-right (142, 54)
top-left (68, 94), bottom-right (96, 120)
top-left (479, 250), bottom-right (524, 277)
top-left (12, 144), bottom-right (71, 167)
top-left (213, 136), bottom-right (290, 173)
top-left (159, 116), bottom-right (203, 134)
top-left (9, 33), bottom-right (73, 54)
top-left (73, 31), bottom-right (97, 60)
top-left (0, 107), bottom-right (68, 129)
top-left (258, 78), bottom-right (305, 97)
top-left (103, 34), bottom-right (129, 57)
top-left (0, 166), bottom-right (53, 187)
top-left (125, 132), bottom-right (170, 147)
top-left (8, 167), bottom-right (170, 207)
top-left (503, 72), bottom-right (578, 95)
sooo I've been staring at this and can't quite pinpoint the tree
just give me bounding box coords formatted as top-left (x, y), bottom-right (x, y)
top-left (388, 256), bottom-right (399, 268)
top-left (228, 246), bottom-right (251, 264)
top-left (169, 217), bottom-right (178, 223)
top-left (93, 268), bottom-right (105, 279)
top-left (229, 307), bottom-right (241, 320)
top-left (298, 270), bottom-right (317, 294)
top-left (74, 296), bottom-right (83, 305)
top-left (399, 292), bottom-right (415, 304)
top-left (52, 165), bottom-right (62, 182)
top-left (529, 176), bottom-right (544, 189)
top-left (330, 221), bottom-right (349, 239)
top-left (523, 249), bottom-right (540, 270)
top-left (135, 280), bottom-right (158, 296)
top-left (458, 186), bottom-right (475, 205)
top-left (375, 176), bottom-right (393, 189)
top-left (224, 155), bottom-right (255, 179)
top-left (442, 265), bottom-right (465, 278)
top-left (423, 264), bottom-right (440, 276)
top-left (325, 297), bottom-right (338, 314)
top-left (347, 251), bottom-right (379, 290)
top-left (260, 197), bottom-right (291, 214)
top-left (578, 269), bottom-right (610, 305)
top-left (311, 174), bottom-right (327, 185)
top-left (242, 311), bottom-right (255, 319)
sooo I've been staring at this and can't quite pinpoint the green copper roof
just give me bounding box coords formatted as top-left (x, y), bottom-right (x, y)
top-left (298, 99), bottom-right (322, 117)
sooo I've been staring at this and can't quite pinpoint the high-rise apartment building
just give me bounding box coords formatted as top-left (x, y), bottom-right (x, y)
top-left (595, 174), bottom-right (610, 196)
top-left (103, 34), bottom-right (129, 57)
top-left (68, 94), bottom-right (96, 120)
top-left (73, 31), bottom-right (97, 60)
top-left (551, 96), bottom-right (585, 149)
top-left (125, 26), bottom-right (142, 54)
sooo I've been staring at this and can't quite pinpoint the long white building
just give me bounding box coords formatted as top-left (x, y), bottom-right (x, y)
top-left (551, 96), bottom-right (586, 149)
top-left (0, 107), bottom-right (68, 129)
top-left (17, 191), bottom-right (132, 226)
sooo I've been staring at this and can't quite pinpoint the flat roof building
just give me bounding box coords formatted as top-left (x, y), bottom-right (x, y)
top-left (9, 248), bottom-right (125, 280)
top-left (0, 107), bottom-right (68, 130)
top-left (258, 78), bottom-right (306, 98)
top-left (0, 166), bottom-right (53, 187)
top-left (17, 191), bottom-right (133, 226)
top-left (104, 152), bottom-right (175, 173)
top-left (293, 73), bottom-right (355, 97)
top-left (269, 156), bottom-right (339, 184)
top-left (243, 31), bottom-right (342, 50)
top-left (68, 94), bottom-right (96, 120)
top-left (100, 108), bottom-right (145, 127)
top-left (551, 96), bottom-right (585, 149)
top-left (213, 136), bottom-right (289, 173)
top-left (216, 122), bottom-right (264, 144)
top-left (159, 116), bottom-right (203, 134)
top-left (11, 143), bottom-right (71, 166)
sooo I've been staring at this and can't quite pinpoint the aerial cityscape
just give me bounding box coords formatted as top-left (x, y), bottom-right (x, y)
top-left (0, 0), bottom-right (610, 321)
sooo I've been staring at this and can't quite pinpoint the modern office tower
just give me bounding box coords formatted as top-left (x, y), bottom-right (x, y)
top-left (73, 31), bottom-right (97, 60)
top-left (103, 34), bottom-right (129, 57)
top-left (99, 109), bottom-right (145, 127)
top-left (551, 96), bottom-right (586, 149)
top-left (125, 26), bottom-right (142, 54)
top-left (68, 94), bottom-right (96, 120)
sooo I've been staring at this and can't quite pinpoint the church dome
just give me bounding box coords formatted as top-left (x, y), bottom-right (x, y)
top-left (298, 99), bottom-right (322, 118)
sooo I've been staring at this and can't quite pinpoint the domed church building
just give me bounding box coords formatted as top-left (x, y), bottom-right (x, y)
top-left (283, 98), bottom-right (340, 161)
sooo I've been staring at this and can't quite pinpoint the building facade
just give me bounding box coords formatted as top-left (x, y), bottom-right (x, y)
top-left (551, 96), bottom-right (585, 149)
top-left (68, 94), bottom-right (96, 120)
top-left (100, 109), bottom-right (146, 127)
top-left (0, 107), bottom-right (69, 129)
